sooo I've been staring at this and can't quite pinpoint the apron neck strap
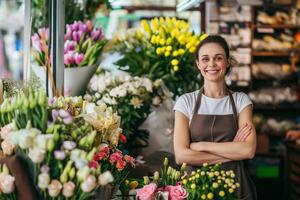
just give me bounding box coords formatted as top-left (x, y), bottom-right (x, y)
top-left (193, 86), bottom-right (239, 130)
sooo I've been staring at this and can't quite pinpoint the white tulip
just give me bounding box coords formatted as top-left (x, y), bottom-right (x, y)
top-left (38, 173), bottom-right (50, 190)
top-left (98, 171), bottom-right (114, 186)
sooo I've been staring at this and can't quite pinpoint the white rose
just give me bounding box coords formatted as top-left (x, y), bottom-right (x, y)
top-left (0, 173), bottom-right (15, 194)
top-left (28, 148), bottom-right (45, 163)
top-left (63, 181), bottom-right (75, 197)
top-left (1, 140), bottom-right (14, 155)
top-left (98, 171), bottom-right (114, 186)
top-left (38, 173), bottom-right (50, 190)
top-left (76, 166), bottom-right (90, 181)
top-left (81, 175), bottom-right (97, 192)
top-left (48, 180), bottom-right (62, 197)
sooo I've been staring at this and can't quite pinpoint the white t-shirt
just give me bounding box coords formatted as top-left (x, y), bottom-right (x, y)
top-left (174, 90), bottom-right (252, 124)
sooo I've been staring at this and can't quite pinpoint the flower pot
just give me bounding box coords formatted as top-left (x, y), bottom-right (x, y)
top-left (96, 184), bottom-right (119, 200)
top-left (31, 64), bottom-right (98, 96)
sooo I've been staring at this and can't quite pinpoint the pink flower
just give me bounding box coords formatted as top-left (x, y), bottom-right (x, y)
top-left (74, 53), bottom-right (84, 65)
top-left (89, 160), bottom-right (99, 169)
top-left (86, 20), bottom-right (93, 31)
top-left (31, 34), bottom-right (42, 52)
top-left (79, 23), bottom-right (88, 33)
top-left (1, 140), bottom-right (14, 156)
top-left (116, 159), bottom-right (126, 171)
top-left (124, 155), bottom-right (135, 167)
top-left (91, 28), bottom-right (104, 41)
top-left (64, 51), bottom-right (75, 65)
top-left (136, 183), bottom-right (157, 200)
top-left (64, 40), bottom-right (76, 53)
top-left (65, 24), bottom-right (73, 40)
top-left (38, 27), bottom-right (49, 40)
top-left (0, 123), bottom-right (14, 140)
top-left (94, 146), bottom-right (109, 161)
top-left (109, 150), bottom-right (123, 164)
top-left (72, 31), bottom-right (82, 43)
top-left (165, 185), bottom-right (188, 200)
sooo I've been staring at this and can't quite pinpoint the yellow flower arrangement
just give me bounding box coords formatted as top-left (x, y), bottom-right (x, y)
top-left (108, 17), bottom-right (208, 98)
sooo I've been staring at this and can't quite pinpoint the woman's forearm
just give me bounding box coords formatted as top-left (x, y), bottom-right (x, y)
top-left (190, 141), bottom-right (255, 160)
top-left (175, 147), bottom-right (232, 166)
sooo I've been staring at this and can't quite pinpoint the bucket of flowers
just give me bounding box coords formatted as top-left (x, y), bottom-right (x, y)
top-left (0, 88), bottom-right (135, 199)
top-left (107, 17), bottom-right (207, 98)
top-left (31, 20), bottom-right (107, 96)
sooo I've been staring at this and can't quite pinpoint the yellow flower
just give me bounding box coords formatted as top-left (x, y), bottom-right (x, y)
top-left (173, 66), bottom-right (179, 72)
top-left (214, 171), bottom-right (220, 176)
top-left (125, 180), bottom-right (129, 185)
top-left (159, 27), bottom-right (165, 37)
top-left (159, 17), bottom-right (165, 24)
top-left (160, 39), bottom-right (166, 45)
top-left (200, 33), bottom-right (208, 41)
top-left (186, 42), bottom-right (192, 49)
top-left (166, 37), bottom-right (172, 45)
top-left (195, 173), bottom-right (200, 178)
top-left (156, 48), bottom-right (162, 55)
top-left (171, 59), bottom-right (179, 66)
top-left (178, 49), bottom-right (185, 55)
top-left (155, 36), bottom-right (161, 44)
top-left (171, 30), bottom-right (177, 38)
top-left (207, 193), bottom-right (214, 199)
top-left (141, 20), bottom-right (150, 33)
top-left (212, 182), bottom-right (218, 188)
top-left (164, 51), bottom-right (170, 57)
top-left (190, 183), bottom-right (196, 189)
top-left (172, 51), bottom-right (178, 57)
top-left (189, 46), bottom-right (196, 53)
top-left (178, 35), bottom-right (185, 43)
top-left (201, 194), bottom-right (206, 199)
top-left (130, 97), bottom-right (142, 108)
top-left (166, 46), bottom-right (172, 51)
top-left (182, 179), bottom-right (187, 185)
top-left (129, 181), bottom-right (139, 189)
top-left (231, 173), bottom-right (235, 178)
top-left (229, 188), bottom-right (234, 193)
top-left (236, 183), bottom-right (240, 188)
top-left (219, 191), bottom-right (225, 197)
top-left (151, 36), bottom-right (156, 44)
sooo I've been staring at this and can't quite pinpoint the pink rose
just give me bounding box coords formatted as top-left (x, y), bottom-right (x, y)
top-left (136, 183), bottom-right (157, 200)
top-left (116, 159), bottom-right (126, 171)
top-left (124, 155), bottom-right (135, 167)
top-left (0, 123), bottom-right (14, 140)
top-left (109, 150), bottom-right (123, 164)
top-left (165, 185), bottom-right (188, 200)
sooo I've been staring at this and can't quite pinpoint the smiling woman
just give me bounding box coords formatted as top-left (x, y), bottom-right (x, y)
top-left (173, 35), bottom-right (257, 200)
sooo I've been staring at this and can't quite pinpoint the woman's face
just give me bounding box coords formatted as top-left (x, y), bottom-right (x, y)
top-left (196, 43), bottom-right (229, 82)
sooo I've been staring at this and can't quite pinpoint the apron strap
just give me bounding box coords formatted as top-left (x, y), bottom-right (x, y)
top-left (193, 87), bottom-right (203, 115)
top-left (228, 90), bottom-right (239, 130)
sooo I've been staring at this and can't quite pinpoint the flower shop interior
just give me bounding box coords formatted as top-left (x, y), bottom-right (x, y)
top-left (0, 0), bottom-right (300, 199)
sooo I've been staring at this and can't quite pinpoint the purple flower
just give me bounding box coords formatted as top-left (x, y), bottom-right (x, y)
top-left (91, 29), bottom-right (101, 41)
top-left (65, 24), bottom-right (73, 40)
top-left (64, 40), bottom-right (76, 53)
top-left (31, 34), bottom-right (42, 52)
top-left (74, 53), bottom-right (84, 65)
top-left (41, 165), bottom-right (50, 173)
top-left (54, 151), bottom-right (66, 160)
top-left (63, 141), bottom-right (76, 150)
top-left (70, 21), bottom-right (80, 32)
top-left (63, 116), bottom-right (73, 124)
top-left (72, 31), bottom-right (83, 43)
top-left (52, 109), bottom-right (59, 122)
top-left (38, 28), bottom-right (49, 40)
top-left (79, 24), bottom-right (88, 33)
top-left (64, 51), bottom-right (75, 65)
top-left (58, 109), bottom-right (71, 118)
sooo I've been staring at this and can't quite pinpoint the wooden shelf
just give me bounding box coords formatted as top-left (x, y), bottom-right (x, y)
top-left (120, 5), bottom-right (201, 12)
top-left (255, 24), bottom-right (300, 29)
top-left (252, 51), bottom-right (291, 56)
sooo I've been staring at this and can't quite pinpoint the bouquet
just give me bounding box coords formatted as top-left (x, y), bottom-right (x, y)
top-left (85, 71), bottom-right (172, 149)
top-left (108, 17), bottom-right (207, 98)
top-left (135, 158), bottom-right (238, 200)
top-left (0, 89), bottom-right (135, 199)
top-left (32, 20), bottom-right (107, 68)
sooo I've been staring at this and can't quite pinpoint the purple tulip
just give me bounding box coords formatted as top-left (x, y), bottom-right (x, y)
top-left (65, 24), bottom-right (73, 40)
top-left (64, 51), bottom-right (75, 65)
top-left (72, 31), bottom-right (83, 43)
top-left (74, 53), bottom-right (84, 65)
top-left (31, 34), bottom-right (42, 52)
top-left (51, 109), bottom-right (59, 122)
top-left (64, 40), bottom-right (76, 53)
top-left (38, 27), bottom-right (49, 40)
top-left (79, 23), bottom-right (88, 33)
top-left (70, 21), bottom-right (80, 32)
top-left (91, 29), bottom-right (101, 41)
top-left (58, 109), bottom-right (71, 118)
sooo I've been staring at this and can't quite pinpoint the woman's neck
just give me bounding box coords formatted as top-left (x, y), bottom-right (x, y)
top-left (203, 81), bottom-right (227, 98)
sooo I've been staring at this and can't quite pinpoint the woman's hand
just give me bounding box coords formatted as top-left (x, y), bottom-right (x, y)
top-left (233, 123), bottom-right (252, 142)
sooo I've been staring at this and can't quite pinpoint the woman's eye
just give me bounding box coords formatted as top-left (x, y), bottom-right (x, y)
top-left (216, 56), bottom-right (224, 61)
top-left (202, 58), bottom-right (209, 62)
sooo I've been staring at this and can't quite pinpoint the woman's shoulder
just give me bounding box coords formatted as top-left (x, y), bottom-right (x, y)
top-left (232, 91), bottom-right (253, 113)
top-left (232, 91), bottom-right (250, 100)
top-left (176, 90), bottom-right (199, 102)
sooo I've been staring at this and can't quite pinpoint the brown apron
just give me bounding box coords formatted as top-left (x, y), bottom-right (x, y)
top-left (189, 87), bottom-right (257, 200)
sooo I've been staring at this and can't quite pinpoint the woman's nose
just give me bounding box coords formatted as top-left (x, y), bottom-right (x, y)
top-left (208, 58), bottom-right (215, 67)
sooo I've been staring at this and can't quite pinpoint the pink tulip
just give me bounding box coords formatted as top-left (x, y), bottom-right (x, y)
top-left (79, 23), bottom-right (88, 33)
top-left (38, 27), bottom-right (49, 40)
top-left (65, 24), bottom-right (73, 40)
top-left (31, 34), bottom-right (42, 52)
top-left (64, 51), bottom-right (75, 65)
top-left (72, 31), bottom-right (81, 43)
top-left (70, 21), bottom-right (80, 32)
top-left (64, 40), bottom-right (76, 53)
top-left (74, 53), bottom-right (84, 65)
top-left (91, 29), bottom-right (101, 41)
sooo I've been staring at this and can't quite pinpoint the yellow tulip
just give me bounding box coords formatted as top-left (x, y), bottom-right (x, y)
top-left (173, 66), bottom-right (179, 71)
top-left (160, 39), bottom-right (166, 45)
top-left (166, 38), bottom-right (172, 45)
top-left (201, 194), bottom-right (206, 200)
top-left (155, 36), bottom-right (161, 44)
top-left (178, 49), bottom-right (185, 55)
top-left (200, 33), bottom-right (208, 41)
top-left (156, 48), bottom-right (162, 55)
top-left (159, 17), bottom-right (165, 24)
top-left (207, 193), bottom-right (214, 199)
top-left (190, 183), bottom-right (196, 189)
top-left (219, 191), bottom-right (225, 197)
top-left (141, 20), bottom-right (150, 33)
top-left (172, 51), bottom-right (178, 57)
top-left (182, 179), bottom-right (187, 185)
top-left (171, 59), bottom-right (179, 66)
top-left (229, 188), bottom-right (234, 193)
top-left (151, 35), bottom-right (156, 44)
top-left (164, 51), bottom-right (170, 57)
top-left (129, 181), bottom-right (139, 189)
top-left (186, 42), bottom-right (192, 49)
top-left (166, 46), bottom-right (172, 51)
top-left (189, 46), bottom-right (196, 53)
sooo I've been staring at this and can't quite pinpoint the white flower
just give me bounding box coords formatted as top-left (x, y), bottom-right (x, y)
top-left (130, 97), bottom-right (143, 108)
top-left (98, 171), bottom-right (114, 186)
top-left (75, 159), bottom-right (88, 169)
top-left (48, 180), bottom-right (62, 197)
top-left (81, 175), bottom-right (97, 192)
top-left (142, 78), bottom-right (153, 92)
top-left (63, 181), bottom-right (75, 197)
top-left (70, 149), bottom-right (82, 161)
top-left (38, 173), bottom-right (50, 190)
top-left (28, 148), bottom-right (45, 163)
top-left (109, 86), bottom-right (127, 97)
top-left (153, 79), bottom-right (162, 87)
top-left (152, 96), bottom-right (161, 106)
top-left (102, 95), bottom-right (117, 105)
top-left (1, 140), bottom-right (14, 155)
top-left (84, 102), bottom-right (96, 114)
top-left (0, 173), bottom-right (15, 194)
top-left (36, 134), bottom-right (47, 149)
top-left (76, 166), bottom-right (90, 181)
top-left (63, 141), bottom-right (76, 150)
top-left (0, 123), bottom-right (14, 140)
top-left (54, 151), bottom-right (66, 160)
